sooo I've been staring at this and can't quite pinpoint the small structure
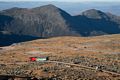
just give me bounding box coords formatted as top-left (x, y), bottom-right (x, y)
top-left (30, 57), bottom-right (49, 62)
top-left (95, 66), bottom-right (99, 71)
top-left (95, 66), bottom-right (103, 72)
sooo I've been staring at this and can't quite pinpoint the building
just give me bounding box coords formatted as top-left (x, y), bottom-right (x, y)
top-left (30, 57), bottom-right (49, 62)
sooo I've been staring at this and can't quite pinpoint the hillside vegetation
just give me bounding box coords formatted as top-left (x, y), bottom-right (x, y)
top-left (0, 34), bottom-right (120, 79)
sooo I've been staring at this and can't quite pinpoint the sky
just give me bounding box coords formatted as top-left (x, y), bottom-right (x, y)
top-left (0, 0), bottom-right (120, 2)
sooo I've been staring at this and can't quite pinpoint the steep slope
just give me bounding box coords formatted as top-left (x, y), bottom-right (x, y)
top-left (0, 4), bottom-right (77, 38)
top-left (0, 5), bottom-right (120, 46)
top-left (73, 9), bottom-right (120, 36)
top-left (0, 31), bottom-right (39, 47)
top-left (0, 4), bottom-right (79, 46)
top-left (81, 9), bottom-right (109, 19)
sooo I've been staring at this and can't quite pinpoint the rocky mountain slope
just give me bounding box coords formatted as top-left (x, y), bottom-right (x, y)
top-left (0, 4), bottom-right (120, 46)
top-left (74, 9), bottom-right (120, 36)
top-left (0, 5), bottom-right (76, 37)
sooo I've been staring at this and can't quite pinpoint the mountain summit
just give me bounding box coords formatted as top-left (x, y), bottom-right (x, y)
top-left (81, 9), bottom-right (109, 20)
top-left (0, 4), bottom-right (120, 46)
top-left (0, 4), bottom-right (77, 38)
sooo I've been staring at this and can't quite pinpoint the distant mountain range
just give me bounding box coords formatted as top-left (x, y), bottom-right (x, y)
top-left (0, 4), bottom-right (120, 46)
top-left (0, 2), bottom-right (120, 16)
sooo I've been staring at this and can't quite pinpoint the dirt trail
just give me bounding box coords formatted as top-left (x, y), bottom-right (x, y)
top-left (1, 61), bottom-right (120, 77)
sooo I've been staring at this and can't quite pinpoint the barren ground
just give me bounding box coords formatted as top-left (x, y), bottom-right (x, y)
top-left (0, 34), bottom-right (120, 80)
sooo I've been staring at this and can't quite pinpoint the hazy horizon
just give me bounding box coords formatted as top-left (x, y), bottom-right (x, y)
top-left (0, 1), bottom-right (120, 16)
top-left (0, 0), bottom-right (120, 2)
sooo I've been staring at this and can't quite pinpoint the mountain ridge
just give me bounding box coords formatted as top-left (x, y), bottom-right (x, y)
top-left (0, 4), bottom-right (120, 46)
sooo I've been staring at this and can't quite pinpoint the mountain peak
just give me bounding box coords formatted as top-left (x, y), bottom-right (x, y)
top-left (44, 4), bottom-right (57, 8)
top-left (3, 7), bottom-right (27, 11)
top-left (33, 4), bottom-right (58, 10)
top-left (81, 9), bottom-right (109, 19)
top-left (0, 5), bottom-right (120, 41)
